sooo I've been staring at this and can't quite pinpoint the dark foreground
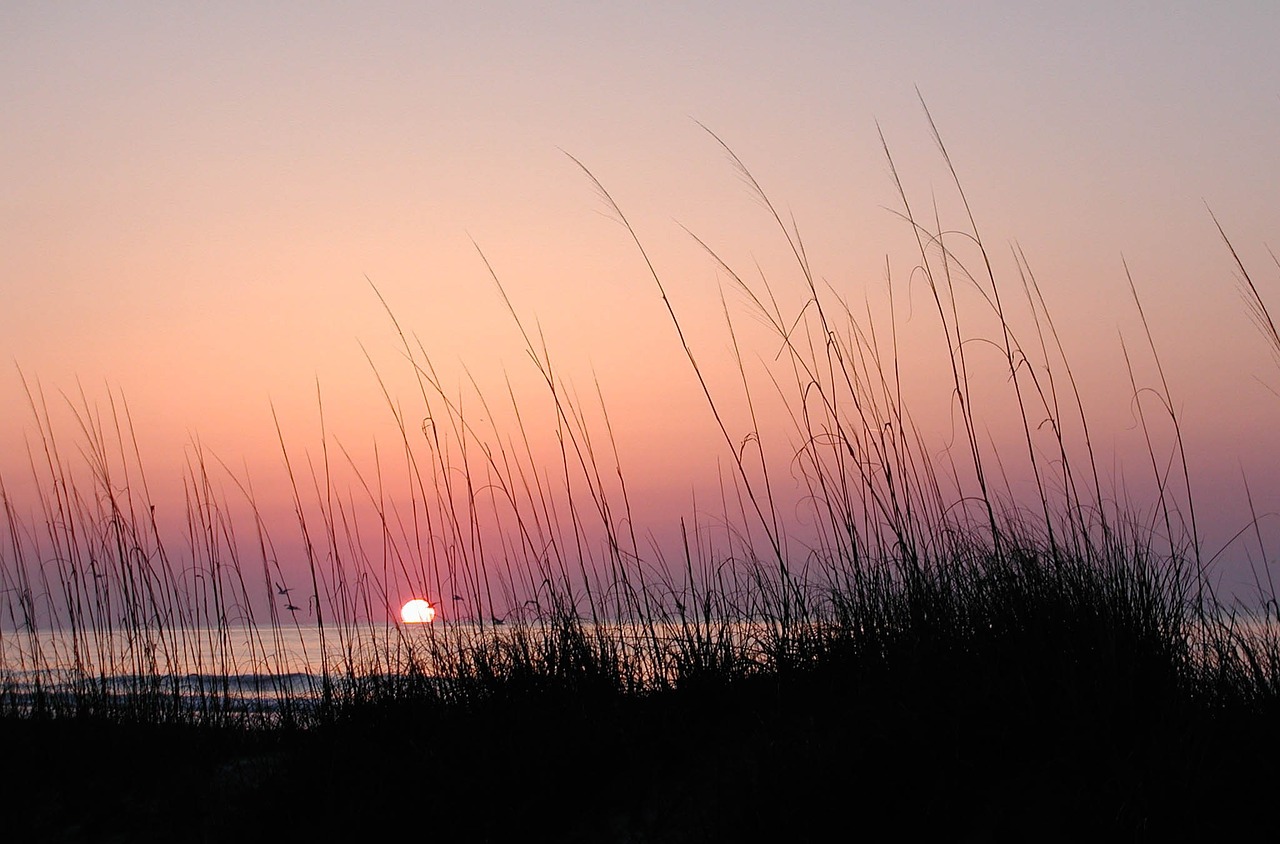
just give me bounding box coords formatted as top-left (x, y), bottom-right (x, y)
top-left (5, 640), bottom-right (1278, 843)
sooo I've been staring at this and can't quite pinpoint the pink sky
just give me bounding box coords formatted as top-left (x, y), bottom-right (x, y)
top-left (3, 3), bottom-right (1278, 613)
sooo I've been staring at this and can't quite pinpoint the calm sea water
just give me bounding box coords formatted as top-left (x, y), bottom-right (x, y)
top-left (0, 618), bottom-right (771, 713)
top-left (1, 621), bottom-right (486, 712)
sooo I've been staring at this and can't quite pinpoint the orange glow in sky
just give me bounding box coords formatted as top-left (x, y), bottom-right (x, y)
top-left (2, 4), bottom-right (1279, 607)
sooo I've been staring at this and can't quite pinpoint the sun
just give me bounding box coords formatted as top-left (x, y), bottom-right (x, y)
top-left (400, 599), bottom-right (436, 624)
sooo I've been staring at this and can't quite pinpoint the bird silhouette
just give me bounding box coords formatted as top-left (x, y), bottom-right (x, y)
top-left (285, 603), bottom-right (302, 612)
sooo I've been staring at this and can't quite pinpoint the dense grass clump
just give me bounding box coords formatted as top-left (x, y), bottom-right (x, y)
top-left (2, 126), bottom-right (1279, 839)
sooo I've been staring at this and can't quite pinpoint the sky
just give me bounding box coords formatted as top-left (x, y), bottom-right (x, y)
top-left (3, 1), bottom-right (1278, 613)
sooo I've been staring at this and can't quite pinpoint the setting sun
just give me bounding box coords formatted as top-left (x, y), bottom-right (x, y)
top-left (400, 599), bottom-right (436, 624)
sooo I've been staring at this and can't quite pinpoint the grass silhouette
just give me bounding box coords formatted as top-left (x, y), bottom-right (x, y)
top-left (2, 119), bottom-right (1278, 840)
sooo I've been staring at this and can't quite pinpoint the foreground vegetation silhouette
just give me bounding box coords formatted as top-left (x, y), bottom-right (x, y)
top-left (3, 122), bottom-right (1278, 840)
